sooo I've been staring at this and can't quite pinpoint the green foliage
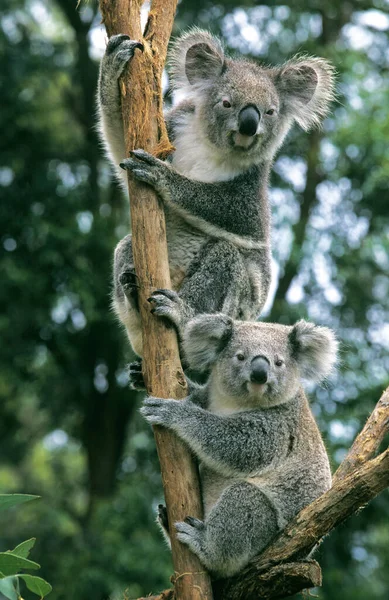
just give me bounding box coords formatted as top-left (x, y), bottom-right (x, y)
top-left (0, 495), bottom-right (51, 599)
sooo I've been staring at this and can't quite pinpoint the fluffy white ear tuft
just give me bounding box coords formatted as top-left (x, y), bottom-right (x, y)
top-left (289, 320), bottom-right (338, 382)
top-left (183, 313), bottom-right (233, 372)
top-left (169, 28), bottom-right (225, 91)
top-left (275, 56), bottom-right (336, 130)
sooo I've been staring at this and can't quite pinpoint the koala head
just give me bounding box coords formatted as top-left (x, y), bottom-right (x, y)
top-left (169, 29), bottom-right (335, 162)
top-left (183, 314), bottom-right (338, 409)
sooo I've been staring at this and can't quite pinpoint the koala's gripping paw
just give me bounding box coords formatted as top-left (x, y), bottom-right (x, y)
top-left (157, 504), bottom-right (169, 532)
top-left (119, 269), bottom-right (138, 301)
top-left (104, 35), bottom-right (144, 79)
top-left (127, 360), bottom-right (145, 391)
top-left (140, 396), bottom-right (180, 427)
top-left (148, 289), bottom-right (184, 328)
top-left (120, 150), bottom-right (171, 196)
top-left (175, 519), bottom-right (204, 554)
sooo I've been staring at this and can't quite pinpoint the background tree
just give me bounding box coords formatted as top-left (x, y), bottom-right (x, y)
top-left (0, 0), bottom-right (389, 599)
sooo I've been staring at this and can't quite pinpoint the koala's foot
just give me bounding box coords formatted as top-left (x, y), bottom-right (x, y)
top-left (120, 150), bottom-right (172, 197)
top-left (104, 35), bottom-right (144, 79)
top-left (175, 518), bottom-right (204, 555)
top-left (158, 504), bottom-right (169, 533)
top-left (119, 269), bottom-right (139, 308)
top-left (127, 360), bottom-right (145, 390)
top-left (147, 288), bottom-right (186, 330)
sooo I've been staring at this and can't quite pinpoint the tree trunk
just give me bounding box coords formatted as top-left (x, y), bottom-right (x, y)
top-left (98, 1), bottom-right (213, 598)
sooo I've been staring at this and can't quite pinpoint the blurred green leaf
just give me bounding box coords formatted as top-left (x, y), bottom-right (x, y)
top-left (0, 495), bottom-right (40, 512)
top-left (0, 577), bottom-right (18, 600)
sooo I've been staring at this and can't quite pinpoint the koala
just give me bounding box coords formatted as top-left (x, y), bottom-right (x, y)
top-left (98, 30), bottom-right (335, 356)
top-left (141, 314), bottom-right (338, 578)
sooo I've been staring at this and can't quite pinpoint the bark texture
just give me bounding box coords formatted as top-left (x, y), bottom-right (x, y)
top-left (98, 1), bottom-right (213, 598)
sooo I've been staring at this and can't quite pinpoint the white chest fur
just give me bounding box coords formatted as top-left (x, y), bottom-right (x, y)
top-left (171, 114), bottom-right (244, 183)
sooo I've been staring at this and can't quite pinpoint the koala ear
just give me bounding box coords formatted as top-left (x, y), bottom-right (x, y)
top-left (289, 320), bottom-right (338, 382)
top-left (169, 29), bottom-right (225, 89)
top-left (183, 313), bottom-right (233, 372)
top-left (275, 57), bottom-right (336, 130)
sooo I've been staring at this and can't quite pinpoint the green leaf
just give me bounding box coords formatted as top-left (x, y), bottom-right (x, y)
top-left (0, 494), bottom-right (40, 512)
top-left (18, 575), bottom-right (52, 598)
top-left (0, 552), bottom-right (40, 576)
top-left (0, 577), bottom-right (18, 600)
top-left (11, 538), bottom-right (36, 559)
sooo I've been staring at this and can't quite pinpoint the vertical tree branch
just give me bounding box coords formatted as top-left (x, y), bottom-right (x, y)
top-left (98, 1), bottom-right (213, 598)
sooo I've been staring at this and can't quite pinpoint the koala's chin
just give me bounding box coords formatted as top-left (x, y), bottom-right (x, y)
top-left (246, 381), bottom-right (269, 403)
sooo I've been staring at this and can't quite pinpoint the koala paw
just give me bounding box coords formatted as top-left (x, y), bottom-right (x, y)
top-left (175, 520), bottom-right (204, 554)
top-left (140, 396), bottom-right (180, 427)
top-left (104, 35), bottom-right (144, 79)
top-left (120, 150), bottom-right (171, 197)
top-left (119, 268), bottom-right (138, 295)
top-left (148, 289), bottom-right (184, 328)
top-left (157, 504), bottom-right (169, 533)
top-left (127, 360), bottom-right (145, 391)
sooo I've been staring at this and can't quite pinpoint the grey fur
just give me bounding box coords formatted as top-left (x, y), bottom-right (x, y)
top-left (141, 314), bottom-right (337, 578)
top-left (98, 31), bottom-right (335, 355)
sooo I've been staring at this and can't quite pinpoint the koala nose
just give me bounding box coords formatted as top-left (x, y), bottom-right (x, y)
top-left (250, 356), bottom-right (269, 384)
top-left (238, 105), bottom-right (260, 137)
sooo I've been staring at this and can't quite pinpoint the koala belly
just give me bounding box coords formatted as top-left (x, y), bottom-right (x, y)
top-left (200, 466), bottom-right (243, 517)
top-left (165, 209), bottom-right (208, 290)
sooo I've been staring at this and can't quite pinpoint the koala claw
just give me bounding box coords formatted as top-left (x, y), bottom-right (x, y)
top-left (104, 36), bottom-right (144, 79)
top-left (106, 34), bottom-right (131, 54)
top-left (127, 360), bottom-right (145, 390)
top-left (175, 521), bottom-right (203, 552)
top-left (120, 159), bottom-right (159, 188)
top-left (119, 270), bottom-right (138, 290)
top-left (129, 149), bottom-right (160, 165)
top-left (140, 396), bottom-right (178, 427)
top-left (148, 289), bottom-right (183, 328)
top-left (121, 150), bottom-right (172, 195)
top-left (158, 504), bottom-right (169, 531)
top-left (184, 516), bottom-right (204, 530)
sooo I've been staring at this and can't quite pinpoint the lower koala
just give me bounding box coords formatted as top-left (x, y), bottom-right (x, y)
top-left (141, 313), bottom-right (337, 578)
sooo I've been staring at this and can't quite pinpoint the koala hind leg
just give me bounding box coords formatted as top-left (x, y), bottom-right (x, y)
top-left (113, 234), bottom-right (143, 356)
top-left (181, 240), bottom-right (251, 321)
top-left (176, 482), bottom-right (279, 579)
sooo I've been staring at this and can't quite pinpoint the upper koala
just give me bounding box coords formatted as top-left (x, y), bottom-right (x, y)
top-left (98, 30), bottom-right (335, 356)
top-left (141, 314), bottom-right (338, 578)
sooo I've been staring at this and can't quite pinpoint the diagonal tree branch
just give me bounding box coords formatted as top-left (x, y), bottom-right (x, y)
top-left (333, 385), bottom-right (389, 482)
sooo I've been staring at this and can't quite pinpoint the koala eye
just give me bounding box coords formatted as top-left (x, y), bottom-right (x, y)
top-left (266, 109), bottom-right (275, 116)
top-left (222, 99), bottom-right (232, 108)
top-left (236, 352), bottom-right (245, 361)
top-left (275, 358), bottom-right (284, 367)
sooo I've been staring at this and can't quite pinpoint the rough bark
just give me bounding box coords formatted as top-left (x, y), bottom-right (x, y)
top-left (98, 1), bottom-right (213, 598)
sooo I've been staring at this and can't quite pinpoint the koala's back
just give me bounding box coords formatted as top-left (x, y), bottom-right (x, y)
top-left (201, 393), bottom-right (331, 524)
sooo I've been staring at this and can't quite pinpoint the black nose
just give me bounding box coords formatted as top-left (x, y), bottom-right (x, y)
top-left (250, 356), bottom-right (269, 384)
top-left (238, 105), bottom-right (260, 137)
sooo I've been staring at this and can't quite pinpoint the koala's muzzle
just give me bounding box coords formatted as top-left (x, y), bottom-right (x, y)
top-left (250, 356), bottom-right (269, 384)
top-left (238, 105), bottom-right (260, 137)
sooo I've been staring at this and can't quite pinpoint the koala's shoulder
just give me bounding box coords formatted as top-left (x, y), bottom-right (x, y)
top-left (166, 99), bottom-right (196, 143)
